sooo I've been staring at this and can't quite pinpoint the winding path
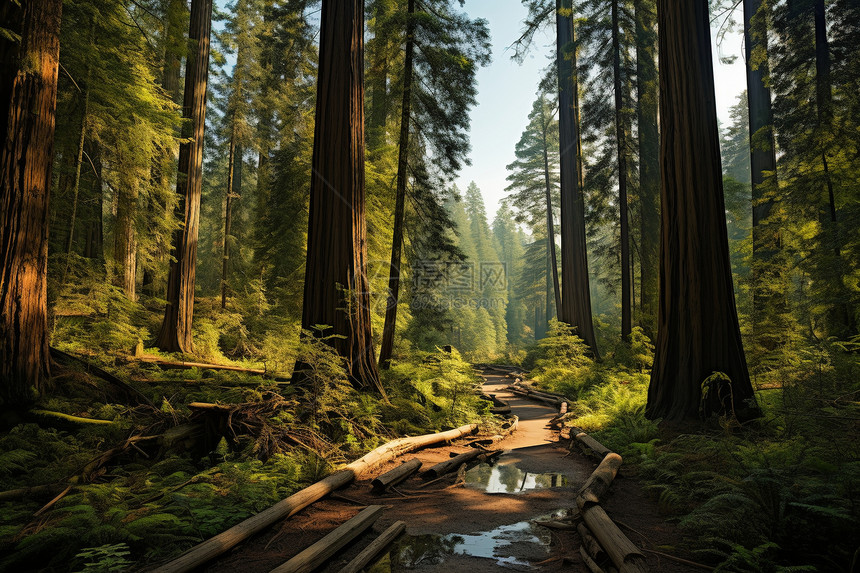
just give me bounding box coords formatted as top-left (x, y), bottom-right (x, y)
top-left (209, 370), bottom-right (702, 572)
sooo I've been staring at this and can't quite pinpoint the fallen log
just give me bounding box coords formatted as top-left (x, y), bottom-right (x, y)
top-left (340, 520), bottom-right (406, 573)
top-left (572, 429), bottom-right (612, 460)
top-left (578, 522), bottom-right (608, 564)
top-left (505, 386), bottom-right (561, 406)
top-left (127, 355), bottom-right (289, 380)
top-left (580, 546), bottom-right (607, 573)
top-left (153, 422), bottom-right (478, 573)
top-left (576, 453), bottom-right (623, 509)
top-left (371, 459), bottom-right (422, 493)
top-left (270, 505), bottom-right (384, 573)
top-left (0, 484), bottom-right (66, 503)
top-left (581, 505), bottom-right (649, 573)
top-left (50, 347), bottom-right (154, 407)
top-left (27, 409), bottom-right (114, 427)
top-left (422, 448), bottom-right (488, 480)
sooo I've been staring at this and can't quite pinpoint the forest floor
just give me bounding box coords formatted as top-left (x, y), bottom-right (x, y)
top-left (204, 372), bottom-right (705, 572)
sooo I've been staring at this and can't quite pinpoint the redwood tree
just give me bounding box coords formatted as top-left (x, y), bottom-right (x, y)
top-left (647, 0), bottom-right (759, 421)
top-left (611, 0), bottom-right (632, 340)
top-left (156, 0), bottom-right (213, 353)
top-left (556, 0), bottom-right (600, 357)
top-left (378, 0), bottom-right (415, 370)
top-left (0, 0), bottom-right (62, 406)
top-left (296, 0), bottom-right (385, 395)
top-left (635, 0), bottom-right (659, 337)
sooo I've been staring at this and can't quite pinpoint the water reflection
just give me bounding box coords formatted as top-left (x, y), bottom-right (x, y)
top-left (465, 461), bottom-right (569, 494)
top-left (368, 516), bottom-right (557, 571)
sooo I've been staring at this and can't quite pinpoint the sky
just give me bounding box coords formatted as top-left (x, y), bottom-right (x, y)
top-left (453, 0), bottom-right (749, 221)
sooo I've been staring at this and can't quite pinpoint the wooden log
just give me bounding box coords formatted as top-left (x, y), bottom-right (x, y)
top-left (0, 483), bottom-right (66, 502)
top-left (574, 431), bottom-right (612, 459)
top-left (580, 546), bottom-right (607, 573)
top-left (578, 522), bottom-right (608, 563)
top-left (505, 386), bottom-right (561, 406)
top-left (422, 448), bottom-right (486, 480)
top-left (153, 422), bottom-right (478, 573)
top-left (577, 453), bottom-right (623, 509)
top-left (340, 520), bottom-right (406, 573)
top-left (126, 355), bottom-right (289, 380)
top-left (27, 409), bottom-right (114, 426)
top-left (50, 347), bottom-right (154, 407)
top-left (371, 459), bottom-right (422, 493)
top-left (270, 506), bottom-right (384, 573)
top-left (581, 505), bottom-right (649, 573)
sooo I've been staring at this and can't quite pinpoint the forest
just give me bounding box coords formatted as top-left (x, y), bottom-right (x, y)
top-left (0, 0), bottom-right (858, 571)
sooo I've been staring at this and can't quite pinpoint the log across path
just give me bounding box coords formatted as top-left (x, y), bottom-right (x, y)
top-left (191, 370), bottom-right (706, 573)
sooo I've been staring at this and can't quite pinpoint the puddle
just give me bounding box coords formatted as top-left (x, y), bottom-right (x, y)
top-left (368, 513), bottom-right (562, 571)
top-left (464, 461), bottom-right (569, 494)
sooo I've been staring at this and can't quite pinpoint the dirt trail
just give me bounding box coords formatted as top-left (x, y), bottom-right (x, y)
top-left (210, 372), bottom-right (703, 572)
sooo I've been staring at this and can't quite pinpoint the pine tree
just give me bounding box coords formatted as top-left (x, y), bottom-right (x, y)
top-left (505, 93), bottom-right (562, 332)
top-left (377, 0), bottom-right (490, 367)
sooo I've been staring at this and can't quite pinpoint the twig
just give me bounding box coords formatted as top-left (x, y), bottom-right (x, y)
top-left (34, 485), bottom-right (72, 517)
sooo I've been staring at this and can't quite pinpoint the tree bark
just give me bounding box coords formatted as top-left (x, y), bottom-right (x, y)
top-left (379, 0), bottom-right (415, 370)
top-left (113, 187), bottom-right (138, 299)
top-left (647, 0), bottom-right (759, 422)
top-left (0, 0), bottom-right (62, 407)
top-left (612, 0), bottom-right (632, 341)
top-left (635, 0), bottom-right (659, 339)
top-left (221, 129), bottom-right (237, 309)
top-left (156, 0), bottom-right (213, 353)
top-left (295, 0), bottom-right (384, 395)
top-left (556, 0), bottom-right (600, 358)
top-left (540, 101), bottom-right (562, 320)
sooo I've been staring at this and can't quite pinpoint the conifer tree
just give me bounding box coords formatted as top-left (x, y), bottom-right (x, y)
top-left (377, 0), bottom-right (490, 367)
top-left (636, 0), bottom-right (659, 337)
top-left (647, 0), bottom-right (759, 421)
top-left (157, 0), bottom-right (214, 352)
top-left (0, 0), bottom-right (62, 407)
top-left (295, 0), bottom-right (385, 395)
top-left (506, 93), bottom-right (562, 330)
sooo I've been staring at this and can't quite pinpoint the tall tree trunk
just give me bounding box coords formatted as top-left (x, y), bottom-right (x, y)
top-left (379, 0), bottom-right (415, 369)
top-left (367, 0), bottom-right (391, 150)
top-left (556, 0), bottom-right (600, 357)
top-left (0, 0), bottom-right (62, 407)
top-left (744, 0), bottom-right (778, 240)
top-left (636, 0), bottom-right (659, 339)
top-left (812, 0), bottom-right (852, 336)
top-left (143, 0), bottom-right (185, 298)
top-left (221, 128), bottom-right (237, 309)
top-left (647, 0), bottom-right (758, 422)
top-left (83, 143), bottom-right (104, 261)
top-left (612, 0), bottom-right (632, 341)
top-left (744, 0), bottom-right (782, 351)
top-left (113, 188), bottom-right (138, 299)
top-left (296, 0), bottom-right (385, 395)
top-left (156, 0), bottom-right (213, 352)
top-left (540, 104), bottom-right (562, 318)
top-left (63, 69), bottom-right (90, 286)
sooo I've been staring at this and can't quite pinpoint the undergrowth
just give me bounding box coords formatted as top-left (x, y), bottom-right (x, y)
top-left (1, 317), bottom-right (491, 571)
top-left (524, 324), bottom-right (860, 572)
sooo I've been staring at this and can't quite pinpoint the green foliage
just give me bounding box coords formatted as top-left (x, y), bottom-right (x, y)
top-left (74, 543), bottom-right (136, 573)
top-left (384, 348), bottom-right (488, 429)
